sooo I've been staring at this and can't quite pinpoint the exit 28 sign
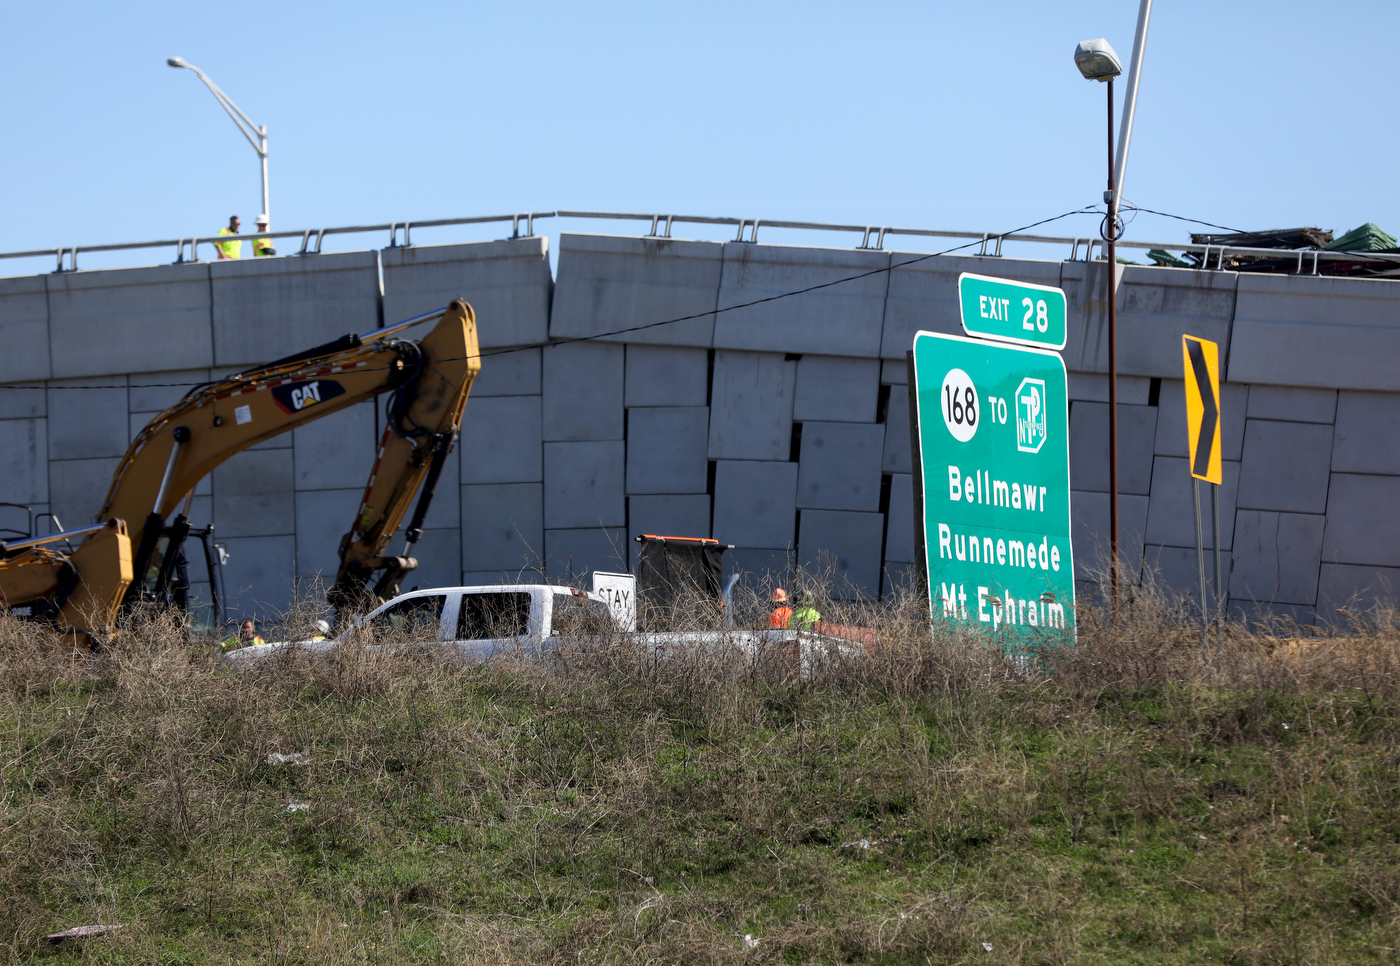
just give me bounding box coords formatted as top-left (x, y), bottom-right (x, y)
top-left (958, 273), bottom-right (1067, 351)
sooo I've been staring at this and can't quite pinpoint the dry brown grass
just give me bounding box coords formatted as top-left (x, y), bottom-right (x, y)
top-left (0, 576), bottom-right (1398, 964)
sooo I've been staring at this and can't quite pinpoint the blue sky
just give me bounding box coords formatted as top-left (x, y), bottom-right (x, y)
top-left (6, 1), bottom-right (1396, 271)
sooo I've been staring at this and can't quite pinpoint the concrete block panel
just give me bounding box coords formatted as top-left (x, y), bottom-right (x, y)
top-left (1332, 391), bottom-right (1400, 475)
top-left (724, 549), bottom-right (794, 598)
top-left (292, 401), bottom-right (376, 491)
top-left (796, 421), bottom-right (884, 511)
top-left (47, 378), bottom-right (128, 462)
top-left (461, 482), bottom-right (544, 573)
top-left (551, 233), bottom-right (722, 347)
top-left (1068, 402), bottom-right (1157, 495)
top-left (541, 341), bottom-right (624, 442)
top-left (707, 350), bottom-right (796, 461)
top-left (1153, 379), bottom-right (1247, 461)
top-left (1236, 419), bottom-right (1333, 514)
top-left (1321, 473), bottom-right (1400, 567)
top-left (626, 406), bottom-right (709, 495)
top-left (408, 527), bottom-right (462, 592)
top-left (0, 384), bottom-right (46, 420)
top-left (1230, 510), bottom-right (1325, 606)
top-left (128, 369), bottom-right (211, 414)
top-left (461, 395), bottom-right (542, 484)
top-left (48, 457), bottom-right (120, 528)
top-left (545, 527), bottom-right (629, 582)
top-left (882, 388), bottom-right (911, 474)
top-left (1229, 273), bottom-right (1400, 390)
top-left (543, 440), bottom-right (625, 529)
top-left (0, 418), bottom-right (48, 505)
top-left (712, 460), bottom-right (798, 550)
top-left (1061, 262), bottom-right (1237, 378)
top-left (381, 237), bottom-right (552, 349)
top-left (715, 244), bottom-right (889, 358)
top-left (0, 274), bottom-right (50, 382)
top-left (794, 356), bottom-right (879, 423)
top-left (625, 345), bottom-right (709, 408)
top-left (294, 487), bottom-right (361, 579)
top-left (462, 570), bottom-right (546, 586)
top-left (219, 534), bottom-right (296, 622)
top-left (1066, 372), bottom-right (1152, 405)
top-left (629, 493), bottom-right (710, 537)
top-left (882, 253), bottom-right (1061, 360)
top-left (212, 448), bottom-right (295, 538)
top-left (47, 263), bottom-right (213, 379)
top-left (211, 251), bottom-right (380, 369)
top-left (1247, 385), bottom-right (1337, 424)
top-left (472, 346), bottom-right (541, 397)
top-left (1143, 457), bottom-right (1240, 552)
top-left (1317, 563), bottom-right (1400, 620)
top-left (1071, 491), bottom-right (1149, 581)
top-left (881, 359), bottom-right (907, 385)
top-left (1142, 544), bottom-right (1227, 605)
top-left (884, 473), bottom-right (915, 563)
top-left (797, 509), bottom-right (885, 599)
top-left (1227, 599), bottom-right (1318, 631)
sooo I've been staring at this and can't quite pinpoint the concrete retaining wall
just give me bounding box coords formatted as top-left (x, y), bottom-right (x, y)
top-left (2, 233), bottom-right (1398, 626)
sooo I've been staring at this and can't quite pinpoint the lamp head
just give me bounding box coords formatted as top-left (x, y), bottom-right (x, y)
top-left (1074, 39), bottom-right (1122, 81)
top-left (167, 56), bottom-right (189, 69)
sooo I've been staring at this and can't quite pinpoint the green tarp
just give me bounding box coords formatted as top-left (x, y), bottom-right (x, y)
top-left (1322, 222), bottom-right (1397, 252)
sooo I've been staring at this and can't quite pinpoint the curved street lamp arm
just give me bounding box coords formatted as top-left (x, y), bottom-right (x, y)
top-left (184, 64), bottom-right (266, 157)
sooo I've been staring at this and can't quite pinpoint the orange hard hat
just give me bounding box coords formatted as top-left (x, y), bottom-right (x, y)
top-left (771, 588), bottom-right (788, 603)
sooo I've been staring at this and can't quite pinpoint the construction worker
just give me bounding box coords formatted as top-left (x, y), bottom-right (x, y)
top-left (791, 591), bottom-right (821, 632)
top-left (767, 587), bottom-right (793, 628)
top-left (310, 619), bottom-right (331, 641)
top-left (222, 618), bottom-right (265, 651)
top-left (216, 215), bottom-right (242, 259)
top-left (252, 214), bottom-right (276, 256)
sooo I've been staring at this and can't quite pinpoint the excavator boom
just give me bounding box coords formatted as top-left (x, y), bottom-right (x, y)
top-left (0, 300), bottom-right (479, 644)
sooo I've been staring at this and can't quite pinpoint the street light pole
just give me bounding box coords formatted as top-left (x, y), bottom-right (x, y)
top-left (1074, 37), bottom-right (1125, 619)
top-left (167, 57), bottom-right (269, 221)
top-left (1105, 78), bottom-right (1120, 617)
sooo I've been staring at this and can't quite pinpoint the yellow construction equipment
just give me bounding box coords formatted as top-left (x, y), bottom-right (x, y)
top-left (0, 301), bottom-right (480, 648)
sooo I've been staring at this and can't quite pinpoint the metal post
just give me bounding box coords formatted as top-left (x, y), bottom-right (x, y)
top-left (1212, 481), bottom-right (1223, 643)
top-left (259, 128), bottom-right (270, 221)
top-left (1194, 478), bottom-right (1207, 646)
top-left (1106, 78), bottom-right (1120, 619)
top-left (1113, 0), bottom-right (1154, 204)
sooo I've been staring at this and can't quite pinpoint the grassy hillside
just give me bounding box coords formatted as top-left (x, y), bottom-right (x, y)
top-left (2, 593), bottom-right (1399, 964)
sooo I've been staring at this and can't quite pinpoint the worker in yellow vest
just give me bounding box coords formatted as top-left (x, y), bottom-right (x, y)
top-left (253, 214), bottom-right (276, 256)
top-left (221, 618), bottom-right (265, 651)
top-left (216, 215), bottom-right (243, 259)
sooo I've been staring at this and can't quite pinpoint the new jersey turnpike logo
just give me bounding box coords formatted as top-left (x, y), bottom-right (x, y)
top-left (1015, 377), bottom-right (1047, 454)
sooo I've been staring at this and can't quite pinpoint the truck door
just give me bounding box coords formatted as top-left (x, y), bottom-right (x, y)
top-left (451, 591), bottom-right (534, 658)
top-left (362, 592), bottom-right (450, 643)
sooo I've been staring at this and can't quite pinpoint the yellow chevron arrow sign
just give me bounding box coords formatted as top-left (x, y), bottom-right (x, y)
top-left (1182, 335), bottom-right (1222, 484)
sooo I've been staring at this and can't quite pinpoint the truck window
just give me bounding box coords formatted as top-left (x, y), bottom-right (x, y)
top-left (456, 592), bottom-right (531, 640)
top-left (552, 593), bottom-right (614, 637)
top-left (368, 594), bottom-right (446, 640)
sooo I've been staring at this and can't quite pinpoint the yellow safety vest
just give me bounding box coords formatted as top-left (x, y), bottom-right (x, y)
top-left (253, 236), bottom-right (276, 257)
top-left (217, 227), bottom-right (243, 259)
top-left (222, 634), bottom-right (265, 651)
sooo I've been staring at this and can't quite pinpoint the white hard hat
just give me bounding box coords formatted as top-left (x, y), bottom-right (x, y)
top-left (315, 619), bottom-right (331, 634)
top-left (255, 213), bottom-right (269, 224)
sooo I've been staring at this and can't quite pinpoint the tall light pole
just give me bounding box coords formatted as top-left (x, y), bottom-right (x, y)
top-left (1074, 37), bottom-right (1124, 616)
top-left (167, 56), bottom-right (269, 221)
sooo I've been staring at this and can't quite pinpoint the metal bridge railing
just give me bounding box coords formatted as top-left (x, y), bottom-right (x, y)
top-left (5, 209), bottom-right (1398, 276)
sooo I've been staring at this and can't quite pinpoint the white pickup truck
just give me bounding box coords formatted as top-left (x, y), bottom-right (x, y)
top-left (225, 573), bottom-right (863, 671)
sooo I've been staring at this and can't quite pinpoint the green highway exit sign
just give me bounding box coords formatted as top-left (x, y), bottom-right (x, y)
top-left (958, 273), bottom-right (1067, 350)
top-left (910, 330), bottom-right (1075, 641)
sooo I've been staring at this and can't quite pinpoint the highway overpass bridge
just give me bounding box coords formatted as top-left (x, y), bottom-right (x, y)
top-left (0, 211), bottom-right (1395, 628)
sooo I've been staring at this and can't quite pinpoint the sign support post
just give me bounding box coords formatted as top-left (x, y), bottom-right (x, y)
top-left (1182, 334), bottom-right (1224, 655)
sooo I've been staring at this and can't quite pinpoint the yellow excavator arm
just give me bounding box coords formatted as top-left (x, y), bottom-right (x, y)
top-left (0, 300), bottom-right (479, 645)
